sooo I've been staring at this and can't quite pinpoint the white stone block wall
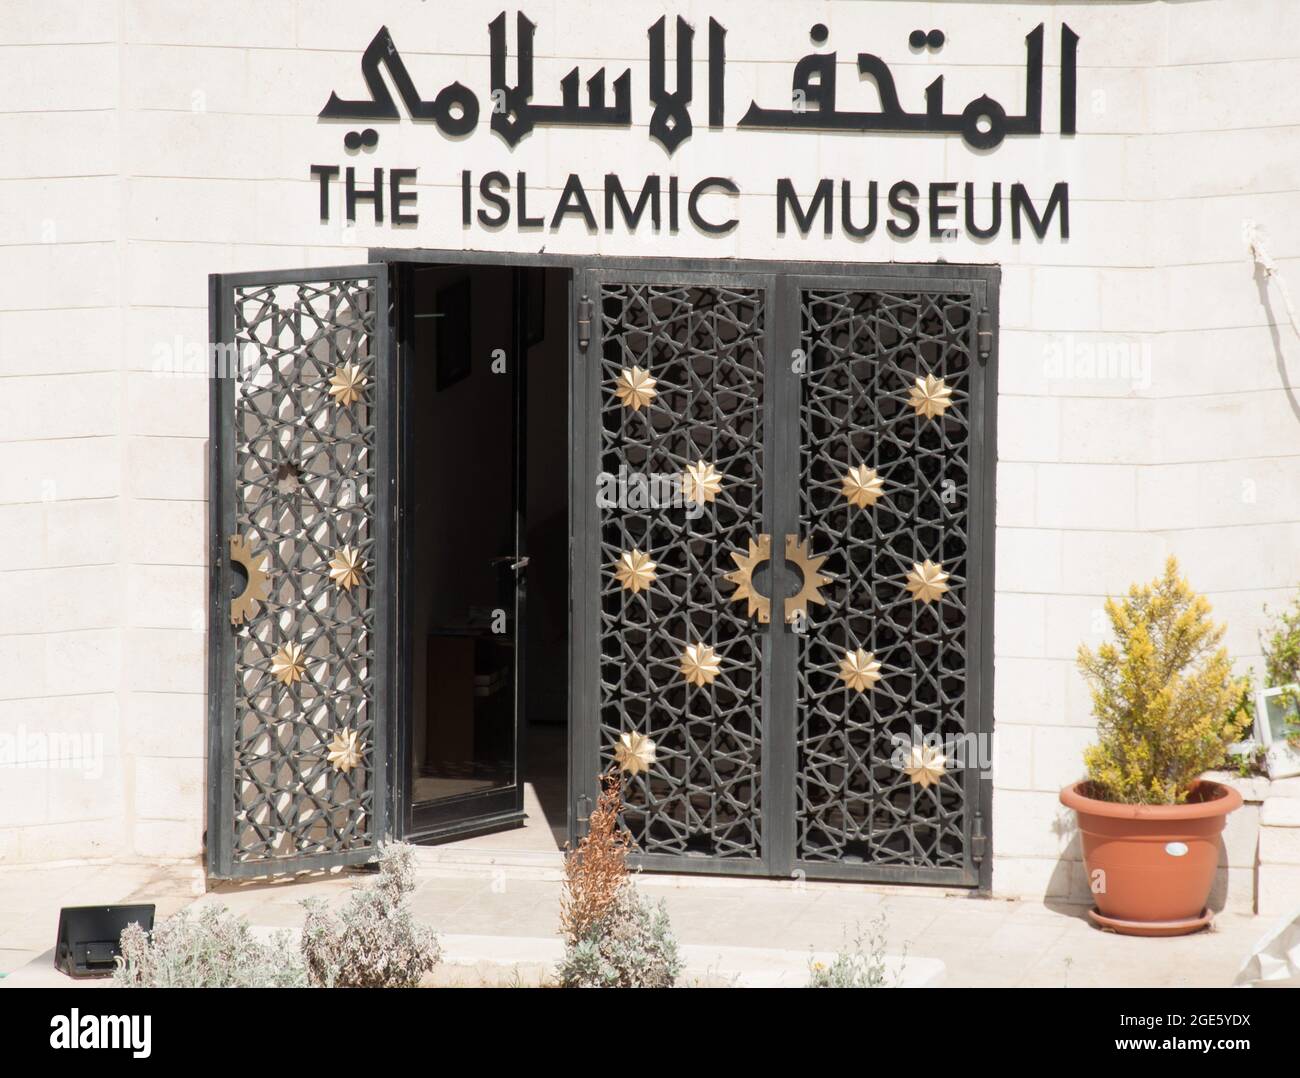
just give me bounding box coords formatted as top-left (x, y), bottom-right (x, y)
top-left (0, 2), bottom-right (127, 864)
top-left (0, 2), bottom-right (1296, 913)
top-left (991, 0), bottom-right (1300, 903)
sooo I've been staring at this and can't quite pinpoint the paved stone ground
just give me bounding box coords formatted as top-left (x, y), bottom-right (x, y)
top-left (0, 860), bottom-right (204, 984)
top-left (0, 851), bottom-right (1276, 987)
top-left (403, 861), bottom-right (1269, 987)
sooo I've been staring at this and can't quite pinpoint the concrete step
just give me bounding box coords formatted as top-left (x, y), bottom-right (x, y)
top-left (432, 932), bottom-right (944, 987)
top-left (408, 843), bottom-right (985, 899)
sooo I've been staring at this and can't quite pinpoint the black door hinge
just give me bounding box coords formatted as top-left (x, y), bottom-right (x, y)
top-left (976, 308), bottom-right (993, 361)
top-left (971, 812), bottom-right (987, 865)
top-left (577, 294), bottom-right (592, 352)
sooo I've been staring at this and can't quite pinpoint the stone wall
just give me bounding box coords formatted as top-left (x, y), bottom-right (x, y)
top-left (990, 0), bottom-right (1300, 902)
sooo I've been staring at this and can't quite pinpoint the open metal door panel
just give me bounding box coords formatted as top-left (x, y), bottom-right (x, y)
top-left (207, 265), bottom-right (394, 878)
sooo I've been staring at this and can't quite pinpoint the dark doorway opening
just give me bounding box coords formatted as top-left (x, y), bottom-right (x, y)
top-left (397, 262), bottom-right (571, 848)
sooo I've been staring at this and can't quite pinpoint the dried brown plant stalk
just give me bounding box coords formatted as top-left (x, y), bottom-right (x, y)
top-left (559, 769), bottom-right (634, 943)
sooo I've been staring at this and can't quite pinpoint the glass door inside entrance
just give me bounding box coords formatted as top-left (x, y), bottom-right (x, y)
top-left (404, 264), bottom-right (524, 837)
top-left (399, 263), bottom-right (570, 844)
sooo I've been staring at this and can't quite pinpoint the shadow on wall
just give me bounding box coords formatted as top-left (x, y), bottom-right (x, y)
top-left (1254, 263), bottom-right (1300, 425)
top-left (1045, 821), bottom-right (1088, 906)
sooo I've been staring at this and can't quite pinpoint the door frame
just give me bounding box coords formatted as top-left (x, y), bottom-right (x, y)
top-left (374, 249), bottom-right (998, 892)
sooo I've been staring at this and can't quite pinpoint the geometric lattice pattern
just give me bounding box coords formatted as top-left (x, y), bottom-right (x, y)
top-left (597, 284), bottom-right (765, 860)
top-left (229, 279), bottom-right (378, 864)
top-left (795, 289), bottom-right (974, 870)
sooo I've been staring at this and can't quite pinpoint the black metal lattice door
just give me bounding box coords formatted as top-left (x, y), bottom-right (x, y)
top-left (208, 266), bottom-right (393, 878)
top-left (572, 265), bottom-right (996, 886)
top-left (572, 269), bottom-right (779, 876)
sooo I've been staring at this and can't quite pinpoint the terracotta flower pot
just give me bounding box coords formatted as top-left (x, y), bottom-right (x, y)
top-left (1058, 779), bottom-right (1242, 937)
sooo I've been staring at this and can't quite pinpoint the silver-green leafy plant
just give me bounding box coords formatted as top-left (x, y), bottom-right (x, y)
top-left (114, 905), bottom-right (307, 988)
top-left (116, 845), bottom-right (440, 988)
top-left (554, 771), bottom-right (682, 988)
top-left (554, 885), bottom-right (682, 989)
top-left (807, 916), bottom-right (901, 988)
top-left (299, 843), bottom-right (441, 988)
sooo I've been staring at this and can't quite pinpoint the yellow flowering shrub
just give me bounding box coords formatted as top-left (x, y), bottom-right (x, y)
top-left (1077, 557), bottom-right (1235, 805)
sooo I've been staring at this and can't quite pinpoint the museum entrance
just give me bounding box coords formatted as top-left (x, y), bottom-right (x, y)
top-left (206, 253), bottom-right (996, 888)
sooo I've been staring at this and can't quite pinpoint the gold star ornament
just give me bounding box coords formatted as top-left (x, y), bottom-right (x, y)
top-left (908, 373), bottom-right (953, 420)
top-left (838, 649), bottom-right (882, 692)
top-left (680, 642), bottom-right (722, 687)
top-left (841, 465), bottom-right (885, 509)
top-left (613, 366), bottom-right (657, 411)
top-left (328, 364), bottom-right (367, 406)
top-left (614, 731), bottom-right (657, 776)
top-left (327, 727), bottom-right (364, 773)
top-left (271, 642), bottom-right (307, 685)
top-left (902, 742), bottom-right (947, 789)
top-left (328, 546), bottom-right (365, 591)
top-left (905, 559), bottom-right (950, 604)
top-left (613, 549), bottom-right (657, 594)
top-left (682, 460), bottom-right (724, 505)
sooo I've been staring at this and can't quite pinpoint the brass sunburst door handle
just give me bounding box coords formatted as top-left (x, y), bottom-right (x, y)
top-left (782, 534), bottom-right (832, 624)
top-left (228, 533), bottom-right (270, 626)
top-left (724, 533), bottom-right (773, 623)
top-left (723, 533), bottom-right (833, 625)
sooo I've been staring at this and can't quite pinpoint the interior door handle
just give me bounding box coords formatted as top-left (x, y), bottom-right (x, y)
top-left (491, 555), bottom-right (530, 572)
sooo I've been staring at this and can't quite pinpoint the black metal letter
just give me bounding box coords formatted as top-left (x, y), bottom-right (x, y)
top-left (649, 16), bottom-right (693, 153)
top-left (389, 168), bottom-right (418, 225)
top-left (777, 178), bottom-right (833, 236)
top-left (887, 181), bottom-right (919, 238)
top-left (477, 170), bottom-right (511, 227)
top-left (964, 182), bottom-right (1001, 239)
top-left (605, 175), bottom-right (661, 231)
top-left (311, 165), bottom-right (339, 222)
top-left (840, 180), bottom-right (877, 238)
top-left (1011, 181), bottom-right (1069, 239)
top-left (550, 174), bottom-right (597, 230)
top-left (708, 18), bottom-right (726, 128)
top-left (345, 167), bottom-right (384, 223)
top-left (687, 177), bottom-right (739, 235)
top-left (929, 182), bottom-right (958, 238)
